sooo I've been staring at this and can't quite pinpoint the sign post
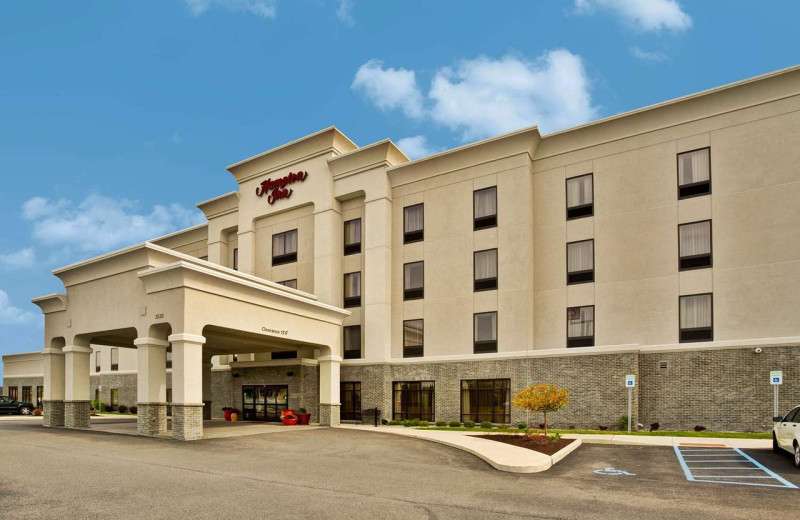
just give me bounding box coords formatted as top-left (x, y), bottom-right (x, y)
top-left (770, 370), bottom-right (783, 418)
top-left (625, 375), bottom-right (636, 434)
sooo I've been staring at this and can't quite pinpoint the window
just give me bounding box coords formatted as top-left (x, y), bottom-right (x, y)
top-left (343, 272), bottom-right (361, 308)
top-left (567, 240), bottom-right (594, 284)
top-left (392, 381), bottom-right (434, 421)
top-left (271, 351), bottom-right (297, 359)
top-left (474, 249), bottom-right (498, 291)
top-left (109, 388), bottom-right (119, 411)
top-left (110, 347), bottom-right (119, 371)
top-left (461, 379), bottom-right (511, 424)
top-left (680, 293), bottom-right (713, 342)
top-left (8, 387), bottom-right (18, 400)
top-left (566, 174), bottom-right (593, 220)
top-left (272, 229), bottom-right (298, 266)
top-left (567, 306), bottom-right (594, 348)
top-left (277, 279), bottom-right (297, 289)
top-left (403, 261), bottom-right (424, 300)
top-left (678, 148), bottom-right (711, 198)
top-left (403, 319), bottom-right (424, 358)
top-left (22, 386), bottom-right (31, 403)
top-left (341, 382), bottom-right (362, 421)
top-left (344, 219), bottom-right (362, 255)
top-left (95, 351), bottom-right (101, 372)
top-left (343, 326), bottom-right (361, 359)
top-left (36, 386), bottom-right (43, 406)
top-left (679, 221), bottom-right (712, 270)
top-left (474, 186), bottom-right (497, 230)
top-left (403, 204), bottom-right (424, 243)
top-left (233, 248), bottom-right (239, 271)
top-left (166, 350), bottom-right (172, 369)
top-left (232, 354), bottom-right (238, 363)
top-left (474, 312), bottom-right (498, 354)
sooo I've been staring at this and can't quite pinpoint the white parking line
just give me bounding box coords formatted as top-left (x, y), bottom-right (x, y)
top-left (674, 446), bottom-right (798, 489)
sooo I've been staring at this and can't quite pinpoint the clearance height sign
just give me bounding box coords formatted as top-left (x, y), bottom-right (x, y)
top-left (256, 170), bottom-right (308, 205)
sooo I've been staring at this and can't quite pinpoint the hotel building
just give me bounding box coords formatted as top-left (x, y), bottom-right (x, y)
top-left (4, 65), bottom-right (800, 439)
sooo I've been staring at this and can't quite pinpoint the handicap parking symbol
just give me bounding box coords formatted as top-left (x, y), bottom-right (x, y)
top-left (593, 467), bottom-right (636, 476)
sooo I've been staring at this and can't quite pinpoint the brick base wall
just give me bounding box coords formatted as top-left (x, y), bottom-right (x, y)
top-left (43, 400), bottom-right (64, 428)
top-left (319, 403), bottom-right (340, 426)
top-left (64, 400), bottom-right (91, 429)
top-left (137, 402), bottom-right (167, 437)
top-left (172, 404), bottom-right (204, 441)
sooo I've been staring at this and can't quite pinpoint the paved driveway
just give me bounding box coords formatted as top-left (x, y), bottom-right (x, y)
top-left (0, 421), bottom-right (796, 519)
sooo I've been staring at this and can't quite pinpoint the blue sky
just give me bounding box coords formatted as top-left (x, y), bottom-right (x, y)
top-left (1, 0), bottom-right (798, 376)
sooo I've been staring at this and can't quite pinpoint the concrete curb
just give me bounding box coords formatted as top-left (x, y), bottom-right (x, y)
top-left (563, 433), bottom-right (771, 449)
top-left (337, 425), bottom-right (581, 473)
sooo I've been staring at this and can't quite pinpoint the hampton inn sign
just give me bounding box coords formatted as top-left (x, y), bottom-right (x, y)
top-left (256, 170), bottom-right (309, 205)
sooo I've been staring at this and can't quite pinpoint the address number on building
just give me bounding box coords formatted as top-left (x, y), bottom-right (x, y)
top-left (262, 327), bottom-right (289, 336)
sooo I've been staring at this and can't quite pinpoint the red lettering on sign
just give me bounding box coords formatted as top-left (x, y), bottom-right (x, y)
top-left (255, 171), bottom-right (308, 205)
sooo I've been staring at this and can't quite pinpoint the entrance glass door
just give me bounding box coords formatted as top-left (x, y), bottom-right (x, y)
top-left (242, 385), bottom-right (289, 422)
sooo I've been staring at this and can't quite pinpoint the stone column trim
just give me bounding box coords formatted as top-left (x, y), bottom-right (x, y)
top-left (168, 333), bottom-right (206, 345)
top-left (134, 337), bottom-right (170, 348)
top-left (42, 348), bottom-right (65, 356)
top-left (63, 345), bottom-right (93, 354)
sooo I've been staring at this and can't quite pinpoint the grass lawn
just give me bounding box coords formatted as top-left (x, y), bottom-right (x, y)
top-left (411, 426), bottom-right (770, 439)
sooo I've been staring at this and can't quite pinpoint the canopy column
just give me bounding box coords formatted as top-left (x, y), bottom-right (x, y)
top-left (318, 355), bottom-right (341, 426)
top-left (169, 333), bottom-right (206, 441)
top-left (202, 353), bottom-right (213, 420)
top-left (135, 337), bottom-right (169, 437)
top-left (63, 345), bottom-right (93, 429)
top-left (42, 347), bottom-right (65, 428)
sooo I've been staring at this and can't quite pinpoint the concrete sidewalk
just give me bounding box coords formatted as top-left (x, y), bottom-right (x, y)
top-left (564, 433), bottom-right (771, 449)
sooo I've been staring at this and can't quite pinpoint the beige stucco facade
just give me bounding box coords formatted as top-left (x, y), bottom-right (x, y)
top-left (19, 65), bottom-right (800, 437)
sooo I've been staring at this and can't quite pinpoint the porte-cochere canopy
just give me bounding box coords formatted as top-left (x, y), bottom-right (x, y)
top-left (32, 242), bottom-right (350, 440)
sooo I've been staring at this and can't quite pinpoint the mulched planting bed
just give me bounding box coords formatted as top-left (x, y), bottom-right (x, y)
top-left (479, 434), bottom-right (575, 456)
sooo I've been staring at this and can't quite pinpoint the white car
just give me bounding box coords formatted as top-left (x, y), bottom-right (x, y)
top-left (773, 406), bottom-right (800, 468)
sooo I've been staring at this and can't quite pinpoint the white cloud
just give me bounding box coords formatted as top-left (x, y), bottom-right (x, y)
top-left (336, 0), bottom-right (355, 27)
top-left (0, 248), bottom-right (35, 270)
top-left (183, 0), bottom-right (278, 19)
top-left (573, 0), bottom-right (692, 32)
top-left (22, 194), bottom-right (206, 254)
top-left (630, 46), bottom-right (668, 62)
top-left (351, 60), bottom-right (425, 120)
top-left (171, 131), bottom-right (183, 145)
top-left (396, 136), bottom-right (441, 160)
top-left (0, 290), bottom-right (39, 325)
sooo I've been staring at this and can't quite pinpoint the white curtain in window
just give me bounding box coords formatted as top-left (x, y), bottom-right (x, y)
top-left (344, 327), bottom-right (361, 351)
top-left (566, 175), bottom-right (593, 208)
top-left (404, 205), bottom-right (424, 233)
top-left (273, 229), bottom-right (298, 256)
top-left (679, 149), bottom-right (710, 185)
top-left (679, 221), bottom-right (711, 257)
top-left (404, 262), bottom-right (424, 289)
top-left (680, 294), bottom-right (712, 329)
top-left (474, 187), bottom-right (497, 218)
top-left (345, 219), bottom-right (361, 245)
top-left (568, 307), bottom-right (594, 338)
top-left (404, 320), bottom-right (423, 346)
top-left (475, 312), bottom-right (497, 341)
top-left (474, 250), bottom-right (497, 280)
top-left (345, 272), bottom-right (361, 297)
top-left (567, 240), bottom-right (594, 273)
top-left (111, 348), bottom-right (119, 365)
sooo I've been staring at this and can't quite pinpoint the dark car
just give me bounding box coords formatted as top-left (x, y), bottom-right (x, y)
top-left (0, 395), bottom-right (34, 415)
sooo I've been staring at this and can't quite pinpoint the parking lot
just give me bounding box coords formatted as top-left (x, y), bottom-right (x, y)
top-left (0, 420), bottom-right (797, 519)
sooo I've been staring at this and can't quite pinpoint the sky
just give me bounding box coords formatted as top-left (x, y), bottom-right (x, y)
top-left (1, 0), bottom-right (799, 378)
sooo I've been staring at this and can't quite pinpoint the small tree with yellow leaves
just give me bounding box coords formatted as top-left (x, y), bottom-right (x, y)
top-left (513, 384), bottom-right (570, 438)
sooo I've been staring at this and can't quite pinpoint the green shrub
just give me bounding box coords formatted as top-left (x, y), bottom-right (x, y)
top-left (435, 420), bottom-right (447, 427)
top-left (549, 432), bottom-right (562, 442)
top-left (480, 421), bottom-right (493, 429)
top-left (449, 420), bottom-right (461, 428)
top-left (517, 422), bottom-right (527, 430)
top-left (129, 406), bottom-right (138, 414)
top-left (616, 415), bottom-right (629, 430)
top-left (418, 421), bottom-right (430, 427)
top-left (464, 420), bottom-right (475, 428)
top-left (388, 420), bottom-right (403, 426)
top-left (91, 399), bottom-right (106, 412)
top-left (402, 420), bottom-right (413, 427)
top-left (410, 418), bottom-right (421, 426)
top-left (118, 405), bottom-right (128, 414)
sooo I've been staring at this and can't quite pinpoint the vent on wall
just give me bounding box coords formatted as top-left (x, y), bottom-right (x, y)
top-left (657, 360), bottom-right (669, 370)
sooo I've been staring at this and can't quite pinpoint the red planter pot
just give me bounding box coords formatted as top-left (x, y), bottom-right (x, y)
top-left (297, 413), bottom-right (311, 425)
top-left (223, 409), bottom-right (232, 421)
top-left (281, 409), bottom-right (298, 426)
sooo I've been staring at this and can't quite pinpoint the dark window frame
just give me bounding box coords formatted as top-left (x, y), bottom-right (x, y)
top-left (566, 239), bottom-right (595, 285)
top-left (8, 387), bottom-right (18, 400)
top-left (21, 386), bottom-right (32, 404)
top-left (678, 220), bottom-right (713, 271)
top-left (166, 350), bottom-right (172, 369)
top-left (233, 248), bottom-right (239, 271)
top-left (343, 325), bottom-right (362, 360)
top-left (473, 186), bottom-right (498, 230)
top-left (95, 351), bottom-right (101, 372)
top-left (271, 229), bottom-right (298, 266)
top-left (403, 319), bottom-right (424, 358)
top-left (565, 173), bottom-right (594, 220)
top-left (403, 204), bottom-right (424, 244)
top-left (110, 347), bottom-right (119, 371)
top-left (460, 379), bottom-right (511, 424)
top-left (473, 248), bottom-right (498, 292)
top-left (567, 305), bottom-right (595, 348)
top-left (340, 381), bottom-right (362, 421)
top-left (392, 381), bottom-right (435, 421)
top-left (677, 147), bottom-right (712, 199)
top-left (403, 261), bottom-right (424, 300)
top-left (343, 271), bottom-right (362, 308)
top-left (344, 218), bottom-right (362, 256)
top-left (277, 279), bottom-right (297, 290)
top-left (473, 311), bottom-right (498, 354)
top-left (679, 293), bottom-right (714, 343)
top-left (271, 351), bottom-right (297, 360)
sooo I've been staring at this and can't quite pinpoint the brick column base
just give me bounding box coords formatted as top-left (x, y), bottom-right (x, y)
top-left (203, 400), bottom-right (212, 420)
top-left (319, 403), bottom-right (340, 427)
top-left (137, 402), bottom-right (168, 437)
top-left (172, 404), bottom-right (204, 441)
top-left (43, 400), bottom-right (65, 428)
top-left (64, 400), bottom-right (91, 429)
